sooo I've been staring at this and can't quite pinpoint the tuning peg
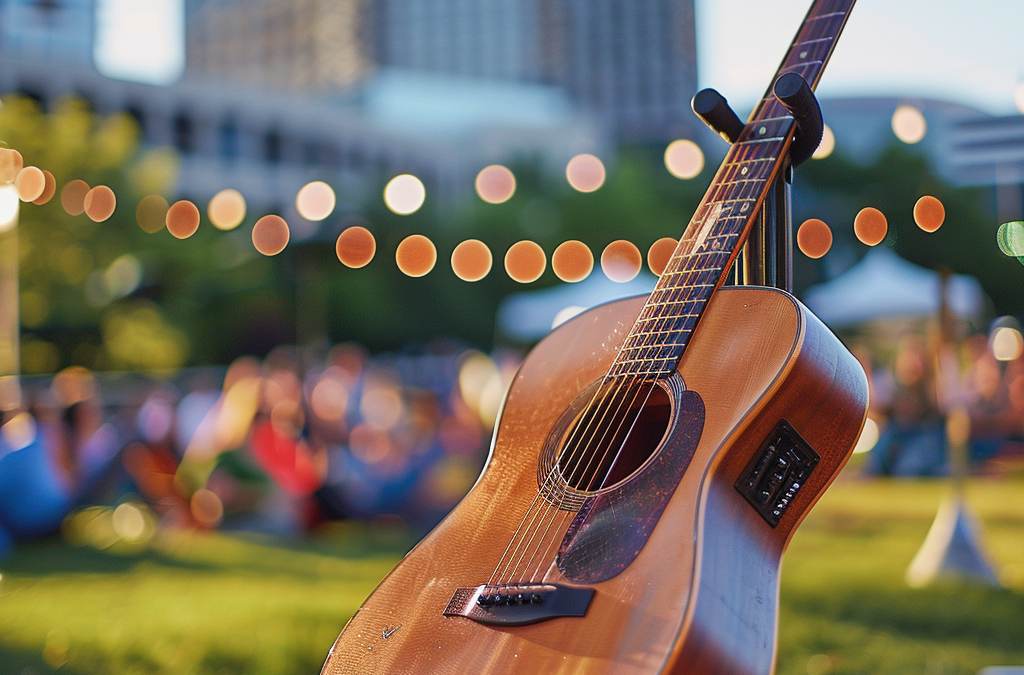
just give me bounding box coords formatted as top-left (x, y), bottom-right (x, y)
top-left (773, 73), bottom-right (824, 167)
top-left (691, 88), bottom-right (745, 144)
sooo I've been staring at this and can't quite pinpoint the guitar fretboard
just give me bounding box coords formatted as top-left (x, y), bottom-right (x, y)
top-left (610, 0), bottom-right (855, 379)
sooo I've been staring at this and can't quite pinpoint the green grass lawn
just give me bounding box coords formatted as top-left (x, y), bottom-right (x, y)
top-left (1, 477), bottom-right (1022, 675)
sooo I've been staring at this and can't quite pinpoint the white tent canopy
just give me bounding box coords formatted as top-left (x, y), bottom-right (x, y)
top-left (802, 248), bottom-right (985, 327)
top-left (497, 273), bottom-right (657, 342)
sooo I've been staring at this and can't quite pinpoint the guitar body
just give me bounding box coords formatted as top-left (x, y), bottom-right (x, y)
top-left (322, 286), bottom-right (868, 675)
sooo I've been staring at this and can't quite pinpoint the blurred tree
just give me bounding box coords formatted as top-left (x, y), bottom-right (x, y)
top-left (794, 144), bottom-right (1021, 321)
top-left (0, 95), bottom-right (191, 373)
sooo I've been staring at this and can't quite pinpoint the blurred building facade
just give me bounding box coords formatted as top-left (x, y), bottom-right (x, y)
top-left (373, 0), bottom-right (700, 142)
top-left (184, 0), bottom-right (699, 143)
top-left (186, 0), bottom-right (375, 92)
top-left (0, 0), bottom-right (604, 216)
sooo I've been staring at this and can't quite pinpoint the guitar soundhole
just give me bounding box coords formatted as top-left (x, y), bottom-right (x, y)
top-left (556, 381), bottom-right (672, 492)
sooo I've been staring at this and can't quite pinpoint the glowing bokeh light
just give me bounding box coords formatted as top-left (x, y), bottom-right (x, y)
top-left (360, 385), bottom-right (404, 431)
top-left (647, 237), bottom-right (678, 276)
top-left (854, 207), bottom-right (888, 246)
top-left (32, 170), bottom-right (56, 205)
top-left (336, 226), bottom-right (376, 268)
top-left (136, 195), bottom-right (169, 233)
top-left (913, 195), bottom-right (945, 232)
top-left (14, 166), bottom-right (45, 202)
top-left (190, 488), bottom-right (224, 527)
top-left (601, 240), bottom-right (642, 282)
top-left (852, 417), bottom-right (879, 454)
top-left (475, 165), bottom-right (516, 204)
top-left (0, 185), bottom-right (19, 232)
top-left (566, 154), bottom-right (606, 192)
top-left (252, 215), bottom-right (290, 255)
top-left (551, 240), bottom-right (593, 283)
top-left (61, 179), bottom-right (90, 216)
top-left (812, 124), bottom-right (835, 160)
top-left (664, 140), bottom-right (704, 179)
top-left (395, 234), bottom-right (437, 277)
top-left (384, 174), bottom-right (426, 215)
top-left (310, 377), bottom-right (348, 422)
top-left (111, 502), bottom-right (147, 541)
top-left (296, 181), bottom-right (336, 221)
top-left (997, 221), bottom-right (1024, 257)
top-left (84, 185), bottom-right (116, 222)
top-left (797, 218), bottom-right (833, 258)
top-left (0, 148), bottom-right (23, 184)
top-left (505, 240), bottom-right (546, 283)
top-left (208, 188), bottom-right (246, 230)
top-left (451, 239), bottom-right (492, 281)
top-left (165, 199), bottom-right (200, 238)
top-left (992, 326), bottom-right (1024, 362)
top-left (892, 105), bottom-right (926, 144)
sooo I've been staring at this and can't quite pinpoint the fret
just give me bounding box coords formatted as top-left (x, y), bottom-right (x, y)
top-left (805, 10), bottom-right (846, 22)
top-left (778, 61), bottom-right (823, 79)
top-left (626, 328), bottom-right (691, 339)
top-left (611, 0), bottom-right (855, 379)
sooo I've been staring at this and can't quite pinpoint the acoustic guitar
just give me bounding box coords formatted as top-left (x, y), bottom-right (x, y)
top-left (322, 0), bottom-right (867, 672)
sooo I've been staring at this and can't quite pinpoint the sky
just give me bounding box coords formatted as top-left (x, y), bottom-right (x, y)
top-left (695, 0), bottom-right (1024, 115)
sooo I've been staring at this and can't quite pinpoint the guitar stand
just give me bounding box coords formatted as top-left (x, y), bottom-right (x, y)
top-left (691, 73), bottom-right (824, 293)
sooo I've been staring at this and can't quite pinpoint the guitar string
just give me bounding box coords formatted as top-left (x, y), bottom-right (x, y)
top-left (501, 373), bottom-right (648, 584)
top-left (517, 143), bottom-right (785, 583)
top-left (496, 145), bottom-right (760, 586)
top-left (486, 375), bottom-right (626, 587)
top-left (487, 107), bottom-right (799, 590)
top-left (495, 7), bottom-right (844, 589)
top-left (522, 239), bottom-right (741, 582)
top-left (510, 171), bottom-right (753, 583)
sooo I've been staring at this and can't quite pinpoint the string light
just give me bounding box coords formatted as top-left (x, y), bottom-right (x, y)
top-left (566, 154), bottom-right (605, 192)
top-left (854, 207), bottom-right (888, 246)
top-left (551, 240), bottom-right (593, 283)
top-left (505, 240), bottom-right (546, 283)
top-left (601, 240), bottom-right (642, 282)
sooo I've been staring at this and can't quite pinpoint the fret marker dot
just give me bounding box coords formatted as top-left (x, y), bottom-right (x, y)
top-left (758, 126), bottom-right (767, 135)
top-left (741, 166), bottom-right (749, 175)
top-left (800, 51), bottom-right (808, 59)
top-left (797, 219), bottom-right (832, 259)
top-left (741, 203), bottom-right (750, 212)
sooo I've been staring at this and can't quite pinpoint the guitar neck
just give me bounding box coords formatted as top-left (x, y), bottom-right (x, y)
top-left (611, 0), bottom-right (856, 379)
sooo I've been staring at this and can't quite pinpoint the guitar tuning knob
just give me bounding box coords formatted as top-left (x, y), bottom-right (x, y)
top-left (773, 72), bottom-right (824, 167)
top-left (691, 88), bottom-right (746, 144)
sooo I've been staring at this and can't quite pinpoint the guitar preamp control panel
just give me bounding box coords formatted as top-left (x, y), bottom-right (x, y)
top-left (735, 419), bottom-right (819, 527)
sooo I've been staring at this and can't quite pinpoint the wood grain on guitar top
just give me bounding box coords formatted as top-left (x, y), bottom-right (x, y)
top-left (321, 287), bottom-right (868, 675)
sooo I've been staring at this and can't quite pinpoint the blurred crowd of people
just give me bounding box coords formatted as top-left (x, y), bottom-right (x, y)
top-left (0, 343), bottom-right (520, 555)
top-left (860, 325), bottom-right (1024, 476)
top-left (3, 320), bottom-right (1023, 555)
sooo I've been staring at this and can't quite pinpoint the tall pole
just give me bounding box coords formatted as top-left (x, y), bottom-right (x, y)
top-left (0, 184), bottom-right (20, 414)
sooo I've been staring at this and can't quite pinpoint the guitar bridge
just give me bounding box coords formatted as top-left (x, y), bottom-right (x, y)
top-left (443, 584), bottom-right (594, 626)
top-left (735, 419), bottom-right (819, 527)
